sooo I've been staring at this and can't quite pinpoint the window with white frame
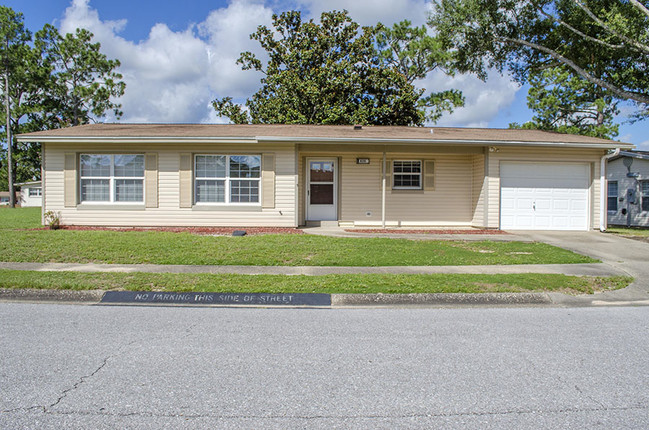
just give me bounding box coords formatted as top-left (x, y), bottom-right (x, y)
top-left (80, 154), bottom-right (144, 203)
top-left (393, 160), bottom-right (422, 189)
top-left (29, 187), bottom-right (42, 197)
top-left (607, 181), bottom-right (618, 212)
top-left (194, 155), bottom-right (260, 204)
top-left (641, 180), bottom-right (649, 212)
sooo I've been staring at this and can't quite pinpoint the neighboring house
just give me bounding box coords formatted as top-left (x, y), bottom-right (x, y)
top-left (0, 192), bottom-right (20, 206)
top-left (16, 124), bottom-right (632, 231)
top-left (17, 181), bottom-right (43, 207)
top-left (607, 150), bottom-right (649, 227)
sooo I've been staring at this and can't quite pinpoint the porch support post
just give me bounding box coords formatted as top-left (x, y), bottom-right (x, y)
top-left (382, 150), bottom-right (386, 229)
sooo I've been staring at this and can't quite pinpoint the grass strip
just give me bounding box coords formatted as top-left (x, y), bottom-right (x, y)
top-left (0, 270), bottom-right (631, 295)
top-left (606, 227), bottom-right (649, 237)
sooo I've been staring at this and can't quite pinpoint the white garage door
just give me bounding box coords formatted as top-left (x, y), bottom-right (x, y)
top-left (500, 162), bottom-right (589, 230)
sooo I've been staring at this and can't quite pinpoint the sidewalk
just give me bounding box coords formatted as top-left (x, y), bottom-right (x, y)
top-left (1, 229), bottom-right (647, 308)
top-left (0, 261), bottom-right (626, 276)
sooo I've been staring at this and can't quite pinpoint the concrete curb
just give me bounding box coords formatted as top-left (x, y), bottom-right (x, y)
top-left (0, 288), bottom-right (104, 303)
top-left (331, 292), bottom-right (553, 306)
top-left (1, 288), bottom-right (647, 308)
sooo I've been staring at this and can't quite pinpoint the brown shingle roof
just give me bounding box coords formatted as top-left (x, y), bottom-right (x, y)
top-left (16, 123), bottom-right (632, 146)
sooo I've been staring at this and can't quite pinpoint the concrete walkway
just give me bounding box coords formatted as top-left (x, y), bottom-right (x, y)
top-left (0, 261), bottom-right (626, 276)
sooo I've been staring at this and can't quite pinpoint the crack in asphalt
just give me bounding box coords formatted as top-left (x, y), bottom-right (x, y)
top-left (1, 339), bottom-right (145, 415)
top-left (47, 356), bottom-right (111, 410)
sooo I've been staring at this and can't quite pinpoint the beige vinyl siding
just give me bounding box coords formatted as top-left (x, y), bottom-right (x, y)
top-left (298, 149), bottom-right (475, 226)
top-left (487, 147), bottom-right (606, 230)
top-left (607, 157), bottom-right (649, 227)
top-left (471, 153), bottom-right (486, 227)
top-left (43, 142), bottom-right (297, 227)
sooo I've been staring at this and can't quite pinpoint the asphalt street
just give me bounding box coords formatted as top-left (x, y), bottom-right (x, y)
top-left (1, 303), bottom-right (648, 429)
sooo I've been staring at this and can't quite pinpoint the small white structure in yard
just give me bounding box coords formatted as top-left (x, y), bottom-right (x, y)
top-left (17, 181), bottom-right (43, 207)
top-left (607, 151), bottom-right (649, 227)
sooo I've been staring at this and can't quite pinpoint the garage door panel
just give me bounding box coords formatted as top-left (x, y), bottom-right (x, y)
top-left (500, 162), bottom-right (589, 231)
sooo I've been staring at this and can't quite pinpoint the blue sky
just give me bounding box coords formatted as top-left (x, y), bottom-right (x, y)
top-left (7, 0), bottom-right (648, 148)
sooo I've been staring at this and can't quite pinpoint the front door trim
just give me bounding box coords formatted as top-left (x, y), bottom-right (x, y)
top-left (306, 158), bottom-right (338, 221)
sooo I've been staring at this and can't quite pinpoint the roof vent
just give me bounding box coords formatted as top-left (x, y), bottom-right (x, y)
top-left (353, 124), bottom-right (363, 130)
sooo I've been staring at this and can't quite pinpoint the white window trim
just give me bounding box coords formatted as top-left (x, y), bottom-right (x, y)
top-left (641, 180), bottom-right (649, 212)
top-left (29, 187), bottom-right (42, 197)
top-left (79, 154), bottom-right (145, 204)
top-left (392, 160), bottom-right (422, 190)
top-left (607, 180), bottom-right (618, 213)
top-left (194, 154), bottom-right (261, 206)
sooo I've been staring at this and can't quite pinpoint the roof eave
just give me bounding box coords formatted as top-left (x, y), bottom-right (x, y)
top-left (15, 134), bottom-right (634, 150)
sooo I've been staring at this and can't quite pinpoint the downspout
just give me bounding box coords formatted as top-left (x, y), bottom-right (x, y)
top-left (600, 148), bottom-right (620, 232)
top-left (382, 150), bottom-right (386, 229)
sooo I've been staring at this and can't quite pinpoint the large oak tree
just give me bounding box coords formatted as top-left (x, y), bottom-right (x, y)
top-left (214, 10), bottom-right (463, 125)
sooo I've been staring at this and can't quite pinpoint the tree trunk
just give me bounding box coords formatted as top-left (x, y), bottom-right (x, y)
top-left (5, 61), bottom-right (15, 208)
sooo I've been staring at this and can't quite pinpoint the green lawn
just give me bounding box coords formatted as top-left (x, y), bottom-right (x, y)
top-left (0, 270), bottom-right (631, 295)
top-left (0, 207), bottom-right (597, 266)
top-left (0, 207), bottom-right (41, 230)
top-left (606, 227), bottom-right (649, 237)
top-left (0, 229), bottom-right (597, 266)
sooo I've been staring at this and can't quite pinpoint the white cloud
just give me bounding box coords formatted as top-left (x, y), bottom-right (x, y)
top-left (419, 70), bottom-right (520, 127)
top-left (290, 0), bottom-right (431, 26)
top-left (59, 0), bottom-right (273, 123)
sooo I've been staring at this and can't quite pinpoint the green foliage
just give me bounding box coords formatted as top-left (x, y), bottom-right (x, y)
top-left (376, 20), bottom-right (464, 122)
top-left (509, 67), bottom-right (619, 139)
top-left (35, 25), bottom-right (125, 127)
top-left (0, 6), bottom-right (125, 191)
top-left (213, 11), bottom-right (461, 125)
top-left (429, 0), bottom-right (649, 119)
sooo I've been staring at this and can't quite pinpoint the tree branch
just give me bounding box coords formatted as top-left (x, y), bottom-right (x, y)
top-left (574, 0), bottom-right (649, 55)
top-left (629, 0), bottom-right (649, 20)
top-left (501, 36), bottom-right (649, 104)
top-left (537, 7), bottom-right (624, 50)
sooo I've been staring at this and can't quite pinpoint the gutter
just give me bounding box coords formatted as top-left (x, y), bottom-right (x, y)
top-left (600, 148), bottom-right (621, 232)
top-left (15, 135), bottom-right (634, 150)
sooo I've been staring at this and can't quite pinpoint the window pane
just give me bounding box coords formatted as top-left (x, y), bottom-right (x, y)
top-left (608, 181), bottom-right (618, 196)
top-left (230, 180), bottom-right (259, 203)
top-left (394, 175), bottom-right (421, 188)
top-left (642, 181), bottom-right (649, 196)
top-left (393, 161), bottom-right (421, 174)
top-left (81, 179), bottom-right (110, 201)
top-left (114, 155), bottom-right (144, 177)
top-left (310, 184), bottom-right (334, 204)
top-left (608, 197), bottom-right (618, 212)
top-left (29, 188), bottom-right (42, 197)
top-left (80, 155), bottom-right (110, 177)
top-left (310, 161), bottom-right (334, 182)
top-left (230, 156), bottom-right (261, 178)
top-left (115, 179), bottom-right (143, 202)
top-left (195, 155), bottom-right (226, 178)
top-left (196, 179), bottom-right (225, 203)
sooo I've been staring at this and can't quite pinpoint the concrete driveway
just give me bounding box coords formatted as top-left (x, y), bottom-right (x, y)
top-left (513, 231), bottom-right (649, 304)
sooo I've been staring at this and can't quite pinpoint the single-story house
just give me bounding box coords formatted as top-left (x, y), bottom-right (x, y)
top-left (16, 181), bottom-right (43, 207)
top-left (0, 192), bottom-right (20, 206)
top-left (16, 124), bottom-right (632, 231)
top-left (607, 150), bottom-right (649, 227)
